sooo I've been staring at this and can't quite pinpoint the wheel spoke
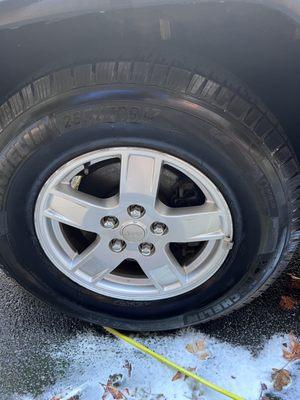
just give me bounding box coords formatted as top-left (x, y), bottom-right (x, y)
top-left (138, 247), bottom-right (185, 291)
top-left (43, 184), bottom-right (117, 232)
top-left (160, 202), bottom-right (225, 242)
top-left (71, 238), bottom-right (123, 281)
top-left (119, 152), bottom-right (162, 206)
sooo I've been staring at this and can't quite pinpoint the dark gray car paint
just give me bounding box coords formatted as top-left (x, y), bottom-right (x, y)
top-left (0, 0), bottom-right (300, 30)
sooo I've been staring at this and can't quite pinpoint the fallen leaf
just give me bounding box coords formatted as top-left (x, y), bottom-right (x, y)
top-left (283, 334), bottom-right (300, 361)
top-left (186, 339), bottom-right (205, 354)
top-left (288, 273), bottom-right (300, 289)
top-left (123, 360), bottom-right (132, 378)
top-left (271, 368), bottom-right (291, 391)
top-left (172, 371), bottom-right (184, 381)
top-left (101, 374), bottom-right (124, 400)
top-left (106, 386), bottom-right (125, 399)
top-left (195, 339), bottom-right (205, 351)
top-left (171, 367), bottom-right (196, 381)
top-left (186, 343), bottom-right (197, 354)
top-left (184, 367), bottom-right (197, 380)
top-left (101, 386), bottom-right (109, 400)
top-left (198, 352), bottom-right (210, 360)
top-left (279, 295), bottom-right (298, 310)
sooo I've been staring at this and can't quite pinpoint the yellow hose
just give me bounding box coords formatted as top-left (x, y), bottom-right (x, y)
top-left (104, 326), bottom-right (245, 400)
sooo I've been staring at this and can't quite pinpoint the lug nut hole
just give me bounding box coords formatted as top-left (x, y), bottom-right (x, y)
top-left (101, 216), bottom-right (119, 229)
top-left (110, 239), bottom-right (126, 253)
top-left (128, 204), bottom-right (145, 219)
top-left (151, 222), bottom-right (168, 236)
top-left (139, 242), bottom-right (155, 256)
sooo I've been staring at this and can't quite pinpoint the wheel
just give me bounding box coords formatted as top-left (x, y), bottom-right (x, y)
top-left (0, 56), bottom-right (299, 331)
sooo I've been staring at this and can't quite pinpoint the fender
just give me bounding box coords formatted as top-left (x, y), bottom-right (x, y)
top-left (0, 0), bottom-right (299, 157)
top-left (0, 0), bottom-right (299, 30)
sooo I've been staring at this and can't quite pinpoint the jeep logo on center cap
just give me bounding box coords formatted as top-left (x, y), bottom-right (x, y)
top-left (121, 223), bottom-right (145, 243)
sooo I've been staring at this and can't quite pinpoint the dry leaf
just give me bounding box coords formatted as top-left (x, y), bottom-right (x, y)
top-left (106, 386), bottom-right (125, 399)
top-left (186, 339), bottom-right (205, 354)
top-left (288, 273), bottom-right (300, 289)
top-left (101, 392), bottom-right (108, 400)
top-left (101, 374), bottom-right (124, 400)
top-left (279, 295), bottom-right (298, 310)
top-left (172, 371), bottom-right (184, 381)
top-left (186, 343), bottom-right (197, 354)
top-left (172, 367), bottom-right (196, 382)
top-left (195, 339), bottom-right (205, 351)
top-left (271, 368), bottom-right (291, 391)
top-left (184, 367), bottom-right (196, 380)
top-left (123, 360), bottom-right (132, 378)
top-left (198, 352), bottom-right (210, 360)
top-left (283, 334), bottom-right (300, 361)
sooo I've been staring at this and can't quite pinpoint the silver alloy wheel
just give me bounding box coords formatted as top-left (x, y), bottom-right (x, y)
top-left (34, 147), bottom-right (233, 301)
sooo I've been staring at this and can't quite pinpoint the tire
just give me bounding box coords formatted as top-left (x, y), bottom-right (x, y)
top-left (0, 56), bottom-right (299, 331)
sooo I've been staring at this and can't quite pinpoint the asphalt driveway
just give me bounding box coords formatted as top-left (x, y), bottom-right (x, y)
top-left (0, 250), bottom-right (299, 399)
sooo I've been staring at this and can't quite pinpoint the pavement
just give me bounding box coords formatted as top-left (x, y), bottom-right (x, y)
top-left (0, 249), bottom-right (299, 399)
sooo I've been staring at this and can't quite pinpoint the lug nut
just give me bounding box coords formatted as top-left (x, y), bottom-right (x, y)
top-left (139, 242), bottom-right (155, 256)
top-left (101, 216), bottom-right (119, 229)
top-left (110, 239), bottom-right (126, 253)
top-left (128, 204), bottom-right (145, 219)
top-left (151, 222), bottom-right (168, 236)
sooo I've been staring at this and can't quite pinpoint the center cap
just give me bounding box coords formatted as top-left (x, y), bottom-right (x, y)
top-left (122, 223), bottom-right (145, 243)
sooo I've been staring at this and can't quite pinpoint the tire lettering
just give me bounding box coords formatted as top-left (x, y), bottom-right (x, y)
top-left (58, 106), bottom-right (161, 131)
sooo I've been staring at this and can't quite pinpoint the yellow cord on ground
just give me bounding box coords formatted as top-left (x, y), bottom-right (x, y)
top-left (104, 327), bottom-right (244, 400)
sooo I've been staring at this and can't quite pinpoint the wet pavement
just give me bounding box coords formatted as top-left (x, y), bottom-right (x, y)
top-left (0, 250), bottom-right (299, 399)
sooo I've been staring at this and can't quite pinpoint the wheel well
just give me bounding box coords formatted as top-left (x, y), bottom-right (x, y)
top-left (0, 2), bottom-right (299, 156)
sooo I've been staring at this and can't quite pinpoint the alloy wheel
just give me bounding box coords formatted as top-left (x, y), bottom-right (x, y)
top-left (34, 147), bottom-right (233, 300)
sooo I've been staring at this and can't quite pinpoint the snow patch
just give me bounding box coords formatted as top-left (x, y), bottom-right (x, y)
top-left (17, 330), bottom-right (300, 400)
